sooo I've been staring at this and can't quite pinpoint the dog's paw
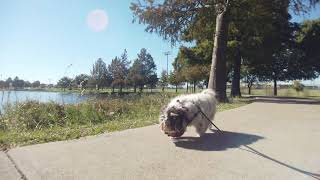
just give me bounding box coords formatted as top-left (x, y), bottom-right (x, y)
top-left (196, 131), bottom-right (206, 137)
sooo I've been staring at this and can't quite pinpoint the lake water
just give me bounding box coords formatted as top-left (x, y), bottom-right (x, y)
top-left (0, 90), bottom-right (92, 111)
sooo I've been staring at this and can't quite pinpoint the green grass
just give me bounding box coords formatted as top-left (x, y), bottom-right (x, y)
top-left (24, 86), bottom-right (197, 95)
top-left (240, 87), bottom-right (320, 98)
top-left (41, 86), bottom-right (320, 99)
top-left (0, 93), bottom-right (249, 150)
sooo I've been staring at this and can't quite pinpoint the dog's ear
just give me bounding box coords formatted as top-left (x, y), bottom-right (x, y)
top-left (160, 105), bottom-right (167, 114)
top-left (170, 106), bottom-right (188, 116)
top-left (174, 99), bottom-right (189, 113)
top-left (159, 105), bottom-right (167, 122)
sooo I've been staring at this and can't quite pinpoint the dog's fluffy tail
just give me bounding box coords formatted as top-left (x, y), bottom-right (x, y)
top-left (202, 89), bottom-right (216, 97)
top-left (202, 89), bottom-right (218, 104)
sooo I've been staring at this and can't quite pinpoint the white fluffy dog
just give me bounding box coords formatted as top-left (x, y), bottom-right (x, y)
top-left (159, 89), bottom-right (217, 138)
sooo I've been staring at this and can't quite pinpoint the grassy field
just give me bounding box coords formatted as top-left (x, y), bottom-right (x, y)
top-left (28, 85), bottom-right (320, 98)
top-left (0, 92), bottom-right (250, 150)
top-left (28, 87), bottom-right (193, 94)
top-left (240, 87), bottom-right (320, 98)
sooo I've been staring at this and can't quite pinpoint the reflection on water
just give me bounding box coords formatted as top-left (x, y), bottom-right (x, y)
top-left (0, 90), bottom-right (92, 111)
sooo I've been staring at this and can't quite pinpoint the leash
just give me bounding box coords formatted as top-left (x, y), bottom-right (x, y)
top-left (183, 101), bottom-right (221, 132)
top-left (193, 103), bottom-right (221, 131)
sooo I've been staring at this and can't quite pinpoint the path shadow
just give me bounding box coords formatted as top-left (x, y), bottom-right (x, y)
top-left (251, 96), bottom-right (320, 105)
top-left (240, 145), bottom-right (320, 180)
top-left (173, 130), bottom-right (263, 151)
top-left (175, 130), bottom-right (320, 179)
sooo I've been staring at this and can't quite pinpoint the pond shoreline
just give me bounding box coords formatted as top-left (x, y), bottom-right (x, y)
top-left (0, 92), bottom-right (251, 150)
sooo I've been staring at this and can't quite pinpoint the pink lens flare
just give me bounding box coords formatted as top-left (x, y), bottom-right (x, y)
top-left (86, 9), bottom-right (109, 32)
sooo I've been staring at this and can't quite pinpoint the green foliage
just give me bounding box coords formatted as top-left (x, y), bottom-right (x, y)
top-left (130, 0), bottom-right (319, 101)
top-left (108, 50), bottom-right (130, 92)
top-left (127, 48), bottom-right (157, 91)
top-left (57, 76), bottom-right (73, 90)
top-left (0, 78), bottom-right (41, 89)
top-left (241, 86), bottom-right (320, 98)
top-left (0, 93), bottom-right (250, 148)
top-left (241, 66), bottom-right (258, 88)
top-left (91, 58), bottom-right (111, 89)
top-left (12, 76), bottom-right (25, 89)
top-left (173, 44), bottom-right (211, 87)
top-left (184, 64), bottom-right (209, 84)
top-left (74, 74), bottom-right (90, 87)
top-left (169, 71), bottom-right (184, 87)
top-left (297, 18), bottom-right (320, 76)
top-left (1, 101), bottom-right (66, 130)
top-left (159, 70), bottom-right (168, 88)
top-left (130, 0), bottom-right (216, 44)
top-left (293, 81), bottom-right (304, 92)
top-left (31, 81), bottom-right (41, 88)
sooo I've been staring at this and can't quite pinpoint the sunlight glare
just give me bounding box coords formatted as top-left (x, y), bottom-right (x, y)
top-left (86, 9), bottom-right (109, 32)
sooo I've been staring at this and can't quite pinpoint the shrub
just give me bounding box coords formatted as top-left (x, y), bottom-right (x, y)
top-left (1, 101), bottom-right (66, 130)
top-left (293, 81), bottom-right (304, 92)
top-left (0, 93), bottom-right (176, 131)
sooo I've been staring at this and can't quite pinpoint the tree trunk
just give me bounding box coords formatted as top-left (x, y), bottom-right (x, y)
top-left (175, 85), bottom-right (177, 93)
top-left (248, 84), bottom-right (252, 95)
top-left (119, 85), bottom-right (122, 93)
top-left (273, 78), bottom-right (277, 96)
top-left (231, 48), bottom-right (241, 97)
top-left (186, 82), bottom-right (189, 93)
top-left (134, 86), bottom-right (136, 93)
top-left (193, 81), bottom-right (196, 93)
top-left (208, 8), bottom-right (230, 102)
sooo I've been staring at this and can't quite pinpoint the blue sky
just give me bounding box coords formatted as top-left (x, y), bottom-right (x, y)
top-left (0, 0), bottom-right (319, 84)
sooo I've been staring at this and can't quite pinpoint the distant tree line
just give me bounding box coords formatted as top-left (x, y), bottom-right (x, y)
top-left (0, 77), bottom-right (45, 90)
top-left (57, 48), bottom-right (158, 93)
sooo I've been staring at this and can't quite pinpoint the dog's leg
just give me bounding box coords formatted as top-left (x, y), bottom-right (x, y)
top-left (195, 121), bottom-right (208, 137)
top-left (208, 121), bottom-right (212, 130)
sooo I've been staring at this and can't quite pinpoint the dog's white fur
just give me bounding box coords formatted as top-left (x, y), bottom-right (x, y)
top-left (160, 89), bottom-right (217, 137)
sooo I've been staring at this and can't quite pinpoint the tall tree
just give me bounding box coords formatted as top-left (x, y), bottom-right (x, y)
top-left (24, 81), bottom-right (31, 88)
top-left (253, 9), bottom-right (320, 96)
top-left (169, 70), bottom-right (184, 93)
top-left (159, 70), bottom-right (169, 92)
top-left (185, 65), bottom-right (209, 93)
top-left (5, 78), bottom-right (13, 88)
top-left (226, 0), bottom-right (277, 97)
top-left (130, 0), bottom-right (319, 101)
top-left (127, 60), bottom-right (144, 93)
top-left (128, 48), bottom-right (157, 92)
top-left (108, 49), bottom-right (130, 93)
top-left (148, 74), bottom-right (159, 92)
top-left (31, 81), bottom-right (41, 88)
top-left (57, 77), bottom-right (73, 91)
top-left (74, 74), bottom-right (90, 86)
top-left (91, 58), bottom-right (109, 90)
top-left (74, 74), bottom-right (90, 89)
top-left (0, 81), bottom-right (6, 89)
top-left (297, 18), bottom-right (320, 76)
top-left (12, 76), bottom-right (25, 89)
top-left (139, 48), bottom-right (157, 91)
top-left (241, 65), bottom-right (258, 95)
top-left (130, 0), bottom-right (229, 100)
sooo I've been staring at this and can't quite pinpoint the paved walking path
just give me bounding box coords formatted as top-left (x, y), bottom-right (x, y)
top-left (2, 97), bottom-right (320, 180)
